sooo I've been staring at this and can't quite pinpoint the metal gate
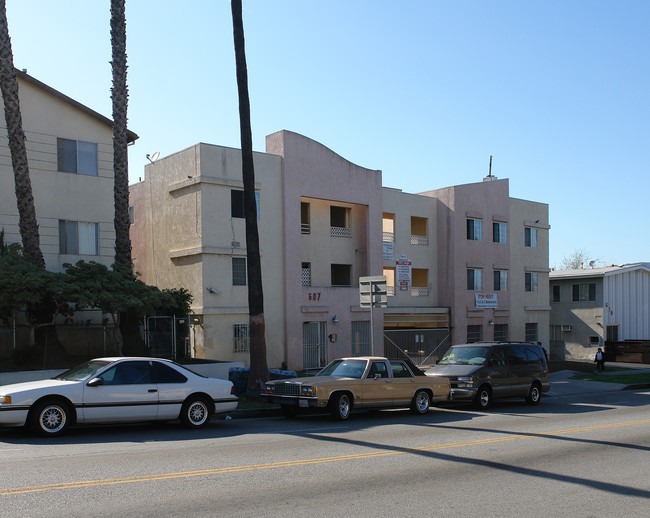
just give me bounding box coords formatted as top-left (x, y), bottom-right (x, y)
top-left (303, 321), bottom-right (328, 370)
top-left (383, 328), bottom-right (451, 367)
top-left (143, 316), bottom-right (190, 360)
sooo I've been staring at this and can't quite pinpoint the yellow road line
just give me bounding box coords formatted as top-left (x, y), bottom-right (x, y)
top-left (2, 418), bottom-right (649, 496)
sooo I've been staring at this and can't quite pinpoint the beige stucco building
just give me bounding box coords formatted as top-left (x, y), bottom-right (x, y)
top-left (130, 132), bottom-right (549, 370)
top-left (0, 70), bottom-right (137, 272)
top-left (549, 263), bottom-right (650, 360)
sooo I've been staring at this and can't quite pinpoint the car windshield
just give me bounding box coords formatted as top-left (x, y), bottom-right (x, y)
top-left (439, 346), bottom-right (489, 366)
top-left (54, 360), bottom-right (112, 381)
top-left (317, 359), bottom-right (366, 379)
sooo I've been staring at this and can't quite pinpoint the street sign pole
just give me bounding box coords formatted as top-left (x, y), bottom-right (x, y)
top-left (359, 276), bottom-right (387, 356)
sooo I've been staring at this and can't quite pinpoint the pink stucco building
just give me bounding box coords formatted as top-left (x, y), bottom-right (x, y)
top-left (130, 131), bottom-right (549, 370)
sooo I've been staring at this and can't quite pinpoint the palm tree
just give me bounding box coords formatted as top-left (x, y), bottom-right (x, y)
top-left (231, 0), bottom-right (269, 391)
top-left (0, 0), bottom-right (44, 269)
top-left (110, 0), bottom-right (146, 356)
top-left (110, 0), bottom-right (131, 267)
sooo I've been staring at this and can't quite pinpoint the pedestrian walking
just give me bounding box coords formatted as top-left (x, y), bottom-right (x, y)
top-left (594, 347), bottom-right (605, 373)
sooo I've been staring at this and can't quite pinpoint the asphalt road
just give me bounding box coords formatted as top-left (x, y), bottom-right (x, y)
top-left (1, 389), bottom-right (650, 518)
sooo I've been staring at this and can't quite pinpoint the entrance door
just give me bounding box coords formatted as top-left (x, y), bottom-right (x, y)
top-left (303, 322), bottom-right (328, 370)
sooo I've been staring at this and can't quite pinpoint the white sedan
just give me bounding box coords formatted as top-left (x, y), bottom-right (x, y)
top-left (0, 357), bottom-right (238, 436)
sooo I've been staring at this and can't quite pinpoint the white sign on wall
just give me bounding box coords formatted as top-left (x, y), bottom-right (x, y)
top-left (396, 255), bottom-right (411, 291)
top-left (475, 293), bottom-right (498, 308)
top-left (383, 242), bottom-right (394, 260)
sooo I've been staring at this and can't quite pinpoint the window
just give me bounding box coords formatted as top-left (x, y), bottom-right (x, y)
top-left (231, 189), bottom-right (260, 219)
top-left (467, 325), bottom-right (482, 343)
top-left (232, 257), bottom-right (247, 286)
top-left (572, 283), bottom-right (596, 302)
top-left (412, 268), bottom-right (429, 296)
top-left (467, 268), bottom-right (483, 290)
top-left (301, 262), bottom-right (311, 287)
top-left (57, 138), bottom-right (98, 176)
top-left (383, 267), bottom-right (395, 296)
top-left (525, 272), bottom-right (539, 292)
top-left (494, 324), bottom-right (508, 342)
top-left (525, 227), bottom-right (538, 247)
top-left (330, 205), bottom-right (350, 228)
top-left (351, 321), bottom-right (371, 356)
top-left (331, 264), bottom-right (351, 286)
top-left (383, 213), bottom-right (395, 242)
top-left (59, 220), bottom-right (98, 255)
top-left (233, 324), bottom-right (249, 353)
top-left (552, 284), bottom-right (561, 302)
top-left (493, 222), bottom-right (507, 243)
top-left (128, 206), bottom-right (135, 225)
top-left (301, 202), bottom-right (310, 234)
top-left (525, 323), bottom-right (538, 342)
top-left (151, 362), bottom-right (187, 383)
top-left (391, 362), bottom-right (414, 378)
top-left (494, 270), bottom-right (508, 291)
top-left (467, 218), bottom-right (482, 241)
top-left (411, 216), bottom-right (428, 245)
top-left (589, 336), bottom-right (600, 347)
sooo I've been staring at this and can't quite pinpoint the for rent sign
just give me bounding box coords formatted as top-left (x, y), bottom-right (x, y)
top-left (475, 293), bottom-right (498, 308)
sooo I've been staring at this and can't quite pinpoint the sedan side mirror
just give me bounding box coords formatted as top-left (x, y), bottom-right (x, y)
top-left (87, 377), bottom-right (104, 387)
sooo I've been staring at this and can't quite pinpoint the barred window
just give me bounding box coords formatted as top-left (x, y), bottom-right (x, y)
top-left (233, 324), bottom-right (249, 353)
top-left (467, 325), bottom-right (482, 343)
top-left (525, 323), bottom-right (538, 342)
top-left (232, 257), bottom-right (247, 286)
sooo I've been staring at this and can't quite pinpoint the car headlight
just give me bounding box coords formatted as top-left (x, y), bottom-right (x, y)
top-left (456, 377), bottom-right (474, 388)
top-left (263, 384), bottom-right (275, 394)
top-left (0, 395), bottom-right (11, 404)
top-left (300, 386), bottom-right (314, 396)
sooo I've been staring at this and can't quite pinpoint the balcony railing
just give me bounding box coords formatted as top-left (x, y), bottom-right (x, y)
top-left (301, 268), bottom-right (311, 287)
top-left (331, 226), bottom-right (352, 238)
top-left (411, 287), bottom-right (429, 297)
top-left (387, 285), bottom-right (395, 296)
top-left (383, 231), bottom-right (395, 243)
top-left (410, 235), bottom-right (429, 246)
top-left (301, 223), bottom-right (311, 234)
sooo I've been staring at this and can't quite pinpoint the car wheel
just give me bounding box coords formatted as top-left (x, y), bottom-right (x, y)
top-left (280, 404), bottom-right (299, 418)
top-left (180, 396), bottom-right (212, 428)
top-left (30, 399), bottom-right (72, 437)
top-left (410, 390), bottom-right (431, 415)
top-left (329, 393), bottom-right (351, 421)
top-left (474, 386), bottom-right (492, 410)
top-left (526, 382), bottom-right (542, 405)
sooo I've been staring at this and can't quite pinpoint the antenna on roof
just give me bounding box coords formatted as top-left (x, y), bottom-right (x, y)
top-left (588, 260), bottom-right (597, 268)
top-left (484, 155), bottom-right (497, 182)
top-left (146, 151), bottom-right (160, 164)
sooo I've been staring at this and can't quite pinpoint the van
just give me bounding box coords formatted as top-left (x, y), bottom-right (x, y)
top-left (425, 342), bottom-right (550, 409)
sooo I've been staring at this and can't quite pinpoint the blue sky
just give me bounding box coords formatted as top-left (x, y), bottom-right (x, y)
top-left (6, 0), bottom-right (649, 268)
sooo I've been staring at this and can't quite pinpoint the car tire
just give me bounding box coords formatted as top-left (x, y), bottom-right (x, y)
top-left (526, 382), bottom-right (542, 405)
top-left (329, 393), bottom-right (352, 421)
top-left (280, 404), bottom-right (299, 418)
top-left (410, 390), bottom-right (431, 415)
top-left (474, 386), bottom-right (492, 410)
top-left (180, 396), bottom-right (212, 428)
top-left (30, 398), bottom-right (72, 437)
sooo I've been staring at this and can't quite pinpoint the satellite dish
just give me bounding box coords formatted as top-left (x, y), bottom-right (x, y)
top-left (146, 151), bottom-right (160, 163)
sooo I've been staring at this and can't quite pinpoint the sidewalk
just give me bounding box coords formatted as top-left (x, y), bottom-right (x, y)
top-left (547, 362), bottom-right (650, 397)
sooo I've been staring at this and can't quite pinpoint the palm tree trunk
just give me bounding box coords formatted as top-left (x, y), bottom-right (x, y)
top-left (110, 0), bottom-right (131, 267)
top-left (0, 0), bottom-right (45, 269)
top-left (231, 0), bottom-right (269, 392)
